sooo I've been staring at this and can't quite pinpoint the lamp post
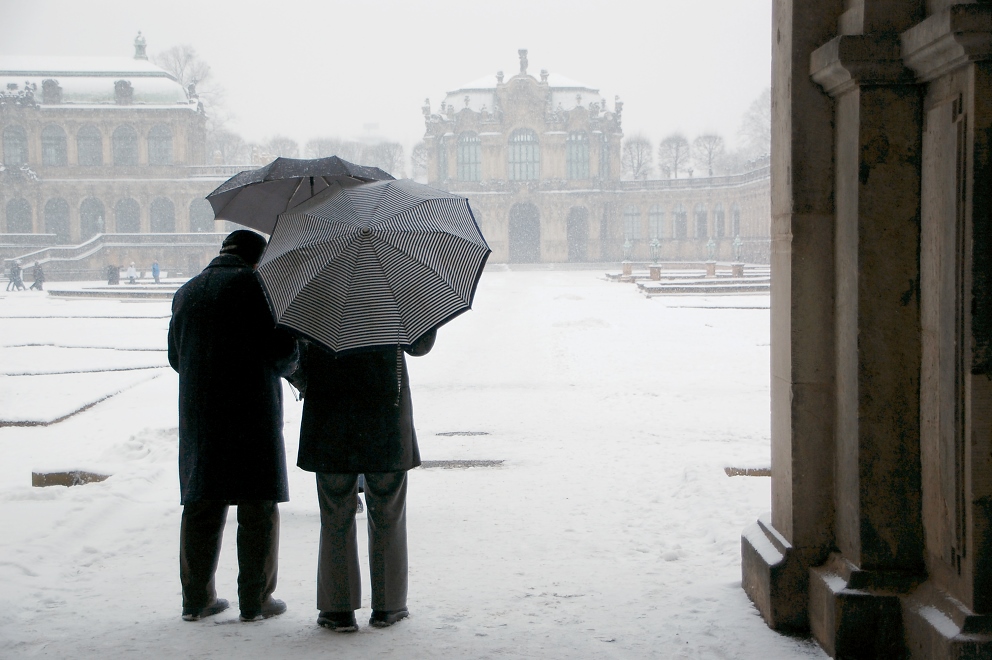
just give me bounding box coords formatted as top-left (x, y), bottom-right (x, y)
top-left (622, 239), bottom-right (633, 261)
top-left (705, 236), bottom-right (717, 277)
top-left (650, 237), bottom-right (660, 263)
top-left (732, 235), bottom-right (744, 277)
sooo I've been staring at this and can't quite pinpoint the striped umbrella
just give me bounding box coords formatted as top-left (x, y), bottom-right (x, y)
top-left (256, 179), bottom-right (490, 354)
top-left (206, 156), bottom-right (394, 234)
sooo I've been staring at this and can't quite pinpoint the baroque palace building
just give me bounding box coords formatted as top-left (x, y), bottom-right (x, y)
top-left (0, 34), bottom-right (228, 276)
top-left (423, 50), bottom-right (771, 264)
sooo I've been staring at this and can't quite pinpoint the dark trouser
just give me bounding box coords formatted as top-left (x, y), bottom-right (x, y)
top-left (180, 500), bottom-right (279, 613)
top-left (316, 471), bottom-right (408, 612)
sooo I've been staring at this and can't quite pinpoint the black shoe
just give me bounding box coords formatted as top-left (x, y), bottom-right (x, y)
top-left (182, 598), bottom-right (230, 621)
top-left (317, 610), bottom-right (358, 632)
top-left (369, 608), bottom-right (409, 627)
top-left (240, 597), bottom-right (287, 622)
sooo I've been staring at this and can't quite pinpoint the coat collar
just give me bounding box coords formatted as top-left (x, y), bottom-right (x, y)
top-left (206, 253), bottom-right (252, 270)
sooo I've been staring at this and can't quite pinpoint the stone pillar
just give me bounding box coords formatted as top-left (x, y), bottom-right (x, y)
top-left (900, 6), bottom-right (992, 657)
top-left (622, 261), bottom-right (632, 277)
top-left (741, 0), bottom-right (842, 633)
top-left (705, 261), bottom-right (716, 277)
top-left (649, 265), bottom-right (661, 280)
top-left (732, 263), bottom-right (744, 278)
top-left (808, 33), bottom-right (924, 658)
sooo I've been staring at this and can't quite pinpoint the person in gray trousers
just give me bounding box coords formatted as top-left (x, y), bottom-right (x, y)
top-left (290, 330), bottom-right (436, 632)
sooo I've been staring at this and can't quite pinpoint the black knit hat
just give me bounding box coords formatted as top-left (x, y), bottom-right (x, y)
top-left (220, 230), bottom-right (267, 266)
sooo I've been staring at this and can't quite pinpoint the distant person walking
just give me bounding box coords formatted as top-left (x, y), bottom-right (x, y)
top-left (28, 262), bottom-right (44, 291)
top-left (126, 262), bottom-right (137, 284)
top-left (152, 261), bottom-right (161, 284)
top-left (290, 329), bottom-right (436, 632)
top-left (168, 230), bottom-right (298, 623)
top-left (6, 261), bottom-right (25, 291)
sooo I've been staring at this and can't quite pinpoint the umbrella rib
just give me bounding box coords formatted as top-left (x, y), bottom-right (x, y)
top-left (374, 231), bottom-right (483, 302)
top-left (369, 239), bottom-right (413, 345)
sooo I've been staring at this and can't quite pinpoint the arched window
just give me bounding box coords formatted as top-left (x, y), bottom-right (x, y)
top-left (41, 125), bottom-right (67, 166)
top-left (694, 204), bottom-right (707, 238)
top-left (456, 132), bottom-right (481, 181)
top-left (189, 198), bottom-right (215, 233)
top-left (437, 139), bottom-right (448, 181)
top-left (599, 133), bottom-right (610, 179)
top-left (713, 203), bottom-right (725, 238)
top-left (77, 125), bottom-right (103, 166)
top-left (623, 206), bottom-right (641, 241)
top-left (3, 125), bottom-right (28, 166)
top-left (566, 131), bottom-right (589, 179)
top-left (507, 128), bottom-right (539, 180)
top-left (673, 204), bottom-right (688, 239)
top-left (80, 198), bottom-right (105, 240)
top-left (115, 198), bottom-right (140, 233)
top-left (44, 198), bottom-right (70, 243)
top-left (150, 197), bottom-right (175, 233)
top-left (5, 198), bottom-right (32, 233)
top-left (731, 204), bottom-right (741, 237)
top-left (113, 125), bottom-right (139, 165)
top-left (648, 205), bottom-right (664, 239)
top-left (148, 124), bottom-right (173, 165)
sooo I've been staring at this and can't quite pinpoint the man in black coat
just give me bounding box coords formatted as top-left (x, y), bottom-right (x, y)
top-left (168, 230), bottom-right (298, 623)
top-left (291, 330), bottom-right (436, 632)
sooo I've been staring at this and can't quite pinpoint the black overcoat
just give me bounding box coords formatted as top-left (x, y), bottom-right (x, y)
top-left (294, 330), bottom-right (436, 474)
top-left (168, 254), bottom-right (298, 504)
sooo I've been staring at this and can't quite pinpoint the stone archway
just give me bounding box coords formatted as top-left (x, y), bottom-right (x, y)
top-left (566, 207), bottom-right (589, 262)
top-left (508, 203), bottom-right (540, 263)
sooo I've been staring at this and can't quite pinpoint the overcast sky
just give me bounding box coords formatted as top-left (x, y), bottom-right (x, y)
top-left (0, 0), bottom-right (771, 155)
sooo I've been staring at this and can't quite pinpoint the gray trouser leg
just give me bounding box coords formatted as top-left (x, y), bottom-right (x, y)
top-left (315, 471), bottom-right (408, 612)
top-left (316, 473), bottom-right (362, 611)
top-left (364, 471), bottom-right (408, 612)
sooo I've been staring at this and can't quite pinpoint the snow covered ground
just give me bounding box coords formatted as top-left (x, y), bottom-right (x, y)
top-left (0, 271), bottom-right (825, 659)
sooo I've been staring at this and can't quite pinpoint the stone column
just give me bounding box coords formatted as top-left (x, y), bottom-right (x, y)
top-left (807, 33), bottom-right (925, 658)
top-left (740, 0), bottom-right (842, 632)
top-left (900, 6), bottom-right (992, 657)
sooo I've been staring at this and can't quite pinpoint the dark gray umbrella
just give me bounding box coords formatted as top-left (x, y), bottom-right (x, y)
top-left (206, 156), bottom-right (394, 234)
top-left (256, 179), bottom-right (490, 354)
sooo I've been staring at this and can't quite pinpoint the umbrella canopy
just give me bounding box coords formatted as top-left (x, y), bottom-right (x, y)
top-left (256, 179), bottom-right (490, 354)
top-left (206, 156), bottom-right (394, 234)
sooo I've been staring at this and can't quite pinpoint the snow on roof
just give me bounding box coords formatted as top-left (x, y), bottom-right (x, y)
top-left (0, 56), bottom-right (173, 78)
top-left (0, 56), bottom-right (192, 107)
top-left (443, 71), bottom-right (604, 114)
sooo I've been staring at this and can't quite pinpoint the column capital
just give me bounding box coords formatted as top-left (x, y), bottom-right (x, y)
top-left (902, 5), bottom-right (992, 83)
top-left (810, 35), bottom-right (913, 97)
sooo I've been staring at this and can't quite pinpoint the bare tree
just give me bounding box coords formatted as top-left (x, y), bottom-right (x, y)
top-left (621, 134), bottom-right (653, 180)
top-left (692, 134), bottom-right (725, 177)
top-left (207, 126), bottom-right (249, 164)
top-left (264, 135), bottom-right (300, 158)
top-left (658, 133), bottom-right (691, 178)
top-left (738, 88), bottom-right (771, 158)
top-left (411, 141), bottom-right (429, 182)
top-left (364, 142), bottom-right (405, 177)
top-left (153, 45), bottom-right (224, 108)
top-left (304, 137), bottom-right (346, 159)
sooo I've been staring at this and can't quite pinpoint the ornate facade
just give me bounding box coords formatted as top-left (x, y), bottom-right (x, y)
top-left (0, 34), bottom-right (227, 275)
top-left (424, 50), bottom-right (771, 263)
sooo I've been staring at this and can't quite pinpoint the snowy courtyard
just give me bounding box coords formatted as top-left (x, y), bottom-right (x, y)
top-left (0, 269), bottom-right (825, 659)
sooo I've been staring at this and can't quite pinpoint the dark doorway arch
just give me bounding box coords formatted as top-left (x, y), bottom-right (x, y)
top-left (566, 207), bottom-right (589, 262)
top-left (5, 198), bottom-right (32, 233)
top-left (115, 198), bottom-right (140, 233)
top-left (508, 203), bottom-right (541, 263)
top-left (44, 198), bottom-right (70, 243)
top-left (80, 198), bottom-right (105, 240)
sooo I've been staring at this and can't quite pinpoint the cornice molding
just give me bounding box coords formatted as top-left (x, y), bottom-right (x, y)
top-left (902, 5), bottom-right (992, 82)
top-left (810, 35), bottom-right (914, 97)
